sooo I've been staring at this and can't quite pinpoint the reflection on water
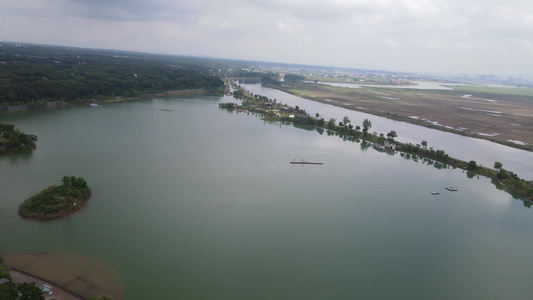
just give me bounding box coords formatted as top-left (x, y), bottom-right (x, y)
top-left (2, 96), bottom-right (533, 300)
top-left (243, 83), bottom-right (533, 179)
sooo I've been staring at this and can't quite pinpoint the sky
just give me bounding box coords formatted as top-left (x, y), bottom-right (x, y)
top-left (1, 0), bottom-right (533, 79)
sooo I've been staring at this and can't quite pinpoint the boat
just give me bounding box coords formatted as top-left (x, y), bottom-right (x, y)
top-left (290, 159), bottom-right (323, 165)
top-left (445, 187), bottom-right (457, 191)
top-left (431, 192), bottom-right (440, 195)
top-left (89, 101), bottom-right (103, 107)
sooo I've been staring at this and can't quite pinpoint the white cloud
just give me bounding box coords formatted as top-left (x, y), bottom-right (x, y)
top-left (0, 0), bottom-right (532, 78)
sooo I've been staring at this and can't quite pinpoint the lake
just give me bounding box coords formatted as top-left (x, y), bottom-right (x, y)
top-left (1, 93), bottom-right (533, 300)
top-left (244, 83), bottom-right (533, 180)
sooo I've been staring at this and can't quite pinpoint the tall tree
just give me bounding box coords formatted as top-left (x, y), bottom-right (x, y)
top-left (342, 116), bottom-right (351, 127)
top-left (362, 119), bottom-right (372, 135)
top-left (387, 130), bottom-right (397, 140)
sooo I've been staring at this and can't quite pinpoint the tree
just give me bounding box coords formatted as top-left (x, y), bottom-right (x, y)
top-left (421, 140), bottom-right (428, 148)
top-left (494, 161), bottom-right (503, 170)
top-left (327, 118), bottom-right (336, 129)
top-left (342, 116), bottom-right (351, 126)
top-left (0, 283), bottom-right (19, 300)
top-left (315, 112), bottom-right (320, 118)
top-left (467, 160), bottom-right (477, 170)
top-left (362, 119), bottom-right (372, 135)
top-left (17, 282), bottom-right (45, 300)
top-left (387, 130), bottom-right (397, 140)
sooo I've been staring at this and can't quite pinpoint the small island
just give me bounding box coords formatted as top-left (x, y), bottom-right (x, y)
top-left (19, 176), bottom-right (91, 220)
top-left (0, 123), bottom-right (36, 155)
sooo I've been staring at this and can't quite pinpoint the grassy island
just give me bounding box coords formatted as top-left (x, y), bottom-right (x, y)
top-left (0, 123), bottom-right (36, 155)
top-left (19, 176), bottom-right (91, 220)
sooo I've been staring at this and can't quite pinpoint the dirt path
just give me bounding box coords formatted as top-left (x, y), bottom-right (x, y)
top-left (9, 269), bottom-right (83, 300)
top-left (2, 252), bottom-right (123, 300)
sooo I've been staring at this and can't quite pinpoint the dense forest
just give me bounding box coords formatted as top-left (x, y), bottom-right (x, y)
top-left (0, 43), bottom-right (225, 110)
top-left (0, 123), bottom-right (36, 154)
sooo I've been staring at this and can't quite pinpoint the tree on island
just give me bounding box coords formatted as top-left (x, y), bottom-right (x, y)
top-left (494, 161), bottom-right (503, 170)
top-left (362, 119), bottom-right (372, 136)
top-left (0, 123), bottom-right (36, 155)
top-left (387, 130), bottom-right (398, 140)
top-left (19, 176), bottom-right (91, 220)
top-left (342, 116), bottom-right (351, 127)
top-left (468, 160), bottom-right (478, 170)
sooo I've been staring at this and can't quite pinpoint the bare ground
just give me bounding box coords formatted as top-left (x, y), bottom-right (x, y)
top-left (275, 82), bottom-right (533, 150)
top-left (1, 252), bottom-right (124, 300)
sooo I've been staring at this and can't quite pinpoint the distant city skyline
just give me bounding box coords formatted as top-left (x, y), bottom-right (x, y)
top-left (1, 0), bottom-right (533, 80)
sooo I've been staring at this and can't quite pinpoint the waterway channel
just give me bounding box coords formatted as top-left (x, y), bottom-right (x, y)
top-left (243, 83), bottom-right (533, 180)
top-left (1, 93), bottom-right (533, 299)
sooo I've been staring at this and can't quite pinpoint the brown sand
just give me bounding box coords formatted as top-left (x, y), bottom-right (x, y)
top-left (1, 252), bottom-right (124, 300)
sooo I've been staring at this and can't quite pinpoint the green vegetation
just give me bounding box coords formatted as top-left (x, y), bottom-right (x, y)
top-left (219, 86), bottom-right (533, 205)
top-left (19, 176), bottom-right (91, 220)
top-left (448, 85), bottom-right (533, 98)
top-left (284, 74), bottom-right (306, 82)
top-left (0, 44), bottom-right (225, 111)
top-left (0, 123), bottom-right (36, 154)
top-left (0, 258), bottom-right (45, 300)
top-left (88, 296), bottom-right (113, 300)
top-left (263, 80), bottom-right (533, 151)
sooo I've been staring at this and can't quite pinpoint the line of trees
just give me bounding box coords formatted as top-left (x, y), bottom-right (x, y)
top-left (0, 51), bottom-right (224, 110)
top-left (219, 88), bottom-right (533, 203)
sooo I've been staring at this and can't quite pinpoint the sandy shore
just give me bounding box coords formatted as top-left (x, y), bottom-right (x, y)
top-left (1, 252), bottom-right (124, 300)
top-left (9, 269), bottom-right (83, 300)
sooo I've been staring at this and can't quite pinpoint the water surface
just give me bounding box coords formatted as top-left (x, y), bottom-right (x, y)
top-left (1, 95), bottom-right (533, 300)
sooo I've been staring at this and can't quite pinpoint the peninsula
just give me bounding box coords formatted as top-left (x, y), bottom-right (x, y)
top-left (19, 176), bottom-right (91, 220)
top-left (221, 83), bottom-right (533, 204)
top-left (0, 123), bottom-right (36, 155)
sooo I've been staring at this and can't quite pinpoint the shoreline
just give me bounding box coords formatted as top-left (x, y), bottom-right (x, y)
top-left (265, 84), bottom-right (533, 152)
top-left (1, 251), bottom-right (123, 300)
top-left (0, 88), bottom-right (213, 115)
top-left (8, 268), bottom-right (83, 300)
top-left (224, 85), bottom-right (533, 202)
top-left (19, 197), bottom-right (88, 221)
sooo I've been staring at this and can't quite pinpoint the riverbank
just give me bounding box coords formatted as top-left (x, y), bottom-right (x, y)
top-left (265, 82), bottom-right (533, 152)
top-left (9, 269), bottom-right (83, 300)
top-left (0, 89), bottom-right (217, 115)
top-left (1, 252), bottom-right (123, 300)
top-left (223, 84), bottom-right (533, 203)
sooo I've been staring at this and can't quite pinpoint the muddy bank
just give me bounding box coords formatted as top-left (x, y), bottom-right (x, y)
top-left (1, 252), bottom-right (124, 300)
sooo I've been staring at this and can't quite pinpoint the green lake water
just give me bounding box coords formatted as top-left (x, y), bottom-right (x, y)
top-left (1, 94), bottom-right (533, 299)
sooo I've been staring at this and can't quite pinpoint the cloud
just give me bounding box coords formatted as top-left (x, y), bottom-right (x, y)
top-left (0, 0), bottom-right (532, 78)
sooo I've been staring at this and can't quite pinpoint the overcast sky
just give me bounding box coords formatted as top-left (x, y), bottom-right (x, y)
top-left (1, 0), bottom-right (533, 79)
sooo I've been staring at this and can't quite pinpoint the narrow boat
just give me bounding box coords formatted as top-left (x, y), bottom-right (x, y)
top-left (445, 187), bottom-right (457, 191)
top-left (431, 192), bottom-right (440, 195)
top-left (290, 159), bottom-right (323, 165)
top-left (90, 101), bottom-right (103, 107)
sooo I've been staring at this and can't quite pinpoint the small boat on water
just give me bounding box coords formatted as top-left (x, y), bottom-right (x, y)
top-left (290, 159), bottom-right (323, 165)
top-left (431, 192), bottom-right (440, 195)
top-left (89, 101), bottom-right (103, 107)
top-left (445, 187), bottom-right (458, 191)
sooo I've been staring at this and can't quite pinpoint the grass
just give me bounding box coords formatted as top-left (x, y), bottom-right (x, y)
top-left (268, 82), bottom-right (533, 150)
